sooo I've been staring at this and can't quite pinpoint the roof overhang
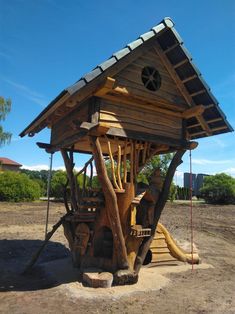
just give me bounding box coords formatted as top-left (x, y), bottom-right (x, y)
top-left (19, 17), bottom-right (233, 139)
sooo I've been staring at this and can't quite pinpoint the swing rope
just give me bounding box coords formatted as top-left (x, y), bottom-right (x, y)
top-left (45, 153), bottom-right (53, 239)
top-left (189, 149), bottom-right (194, 270)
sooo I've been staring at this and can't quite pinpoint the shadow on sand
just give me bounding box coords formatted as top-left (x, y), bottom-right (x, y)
top-left (0, 239), bottom-right (81, 292)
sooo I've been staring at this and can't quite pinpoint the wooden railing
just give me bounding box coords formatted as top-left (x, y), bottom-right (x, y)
top-left (103, 136), bottom-right (167, 191)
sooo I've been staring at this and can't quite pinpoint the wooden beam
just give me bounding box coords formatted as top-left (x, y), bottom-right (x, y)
top-left (181, 74), bottom-right (198, 84)
top-left (173, 59), bottom-right (189, 69)
top-left (153, 44), bottom-right (212, 136)
top-left (189, 130), bottom-right (206, 137)
top-left (163, 42), bottom-right (180, 54)
top-left (208, 117), bottom-right (223, 124)
top-left (187, 123), bottom-right (201, 129)
top-left (89, 124), bottom-right (110, 136)
top-left (182, 105), bottom-right (205, 119)
top-left (190, 89), bottom-right (206, 97)
top-left (205, 104), bottom-right (215, 109)
top-left (187, 117), bottom-right (223, 130)
top-left (211, 125), bottom-right (228, 132)
top-left (95, 77), bottom-right (116, 97)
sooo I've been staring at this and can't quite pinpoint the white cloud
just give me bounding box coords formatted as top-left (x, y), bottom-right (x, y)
top-left (22, 164), bottom-right (96, 176)
top-left (22, 164), bottom-right (50, 171)
top-left (192, 158), bottom-right (234, 165)
top-left (173, 170), bottom-right (184, 186)
top-left (222, 167), bottom-right (235, 177)
top-left (2, 78), bottom-right (47, 107)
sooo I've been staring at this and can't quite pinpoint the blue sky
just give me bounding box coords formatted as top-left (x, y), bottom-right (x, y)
top-left (0, 0), bottom-right (235, 185)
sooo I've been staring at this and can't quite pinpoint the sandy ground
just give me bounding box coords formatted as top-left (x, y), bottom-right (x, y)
top-left (0, 201), bottom-right (234, 314)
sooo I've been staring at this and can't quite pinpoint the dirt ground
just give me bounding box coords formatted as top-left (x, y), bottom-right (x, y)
top-left (0, 201), bottom-right (234, 314)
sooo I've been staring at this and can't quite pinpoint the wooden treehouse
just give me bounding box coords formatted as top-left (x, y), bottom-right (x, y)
top-left (20, 18), bottom-right (233, 285)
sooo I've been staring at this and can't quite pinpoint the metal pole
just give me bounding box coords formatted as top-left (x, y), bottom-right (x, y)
top-left (45, 153), bottom-right (53, 239)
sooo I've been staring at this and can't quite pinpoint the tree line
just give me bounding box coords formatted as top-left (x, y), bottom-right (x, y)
top-left (0, 159), bottom-right (234, 204)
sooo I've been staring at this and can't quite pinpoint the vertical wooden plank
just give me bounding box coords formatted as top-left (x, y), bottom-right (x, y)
top-left (130, 140), bottom-right (134, 184)
top-left (142, 141), bottom-right (148, 165)
top-left (89, 96), bottom-right (100, 124)
top-left (107, 139), bottom-right (119, 189)
top-left (123, 139), bottom-right (127, 184)
top-left (117, 144), bottom-right (123, 189)
top-left (147, 142), bottom-right (151, 158)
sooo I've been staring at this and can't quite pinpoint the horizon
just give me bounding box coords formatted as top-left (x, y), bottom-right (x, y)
top-left (1, 0), bottom-right (234, 181)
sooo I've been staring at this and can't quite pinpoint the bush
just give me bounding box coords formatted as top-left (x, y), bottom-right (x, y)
top-left (0, 171), bottom-right (41, 202)
top-left (50, 171), bottom-right (67, 198)
top-left (200, 173), bottom-right (235, 204)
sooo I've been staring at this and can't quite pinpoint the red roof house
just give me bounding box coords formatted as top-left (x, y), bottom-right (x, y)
top-left (0, 157), bottom-right (22, 172)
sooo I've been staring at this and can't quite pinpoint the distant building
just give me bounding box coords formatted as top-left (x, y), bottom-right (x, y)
top-left (184, 172), bottom-right (196, 194)
top-left (0, 157), bottom-right (22, 172)
top-left (184, 172), bottom-right (209, 196)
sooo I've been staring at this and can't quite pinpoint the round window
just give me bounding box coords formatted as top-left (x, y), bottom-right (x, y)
top-left (141, 66), bottom-right (161, 91)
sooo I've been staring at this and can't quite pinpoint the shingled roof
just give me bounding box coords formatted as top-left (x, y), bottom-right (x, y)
top-left (0, 157), bottom-right (22, 167)
top-left (20, 17), bottom-right (233, 139)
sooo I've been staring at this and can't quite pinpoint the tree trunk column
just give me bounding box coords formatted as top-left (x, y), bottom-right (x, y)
top-left (90, 136), bottom-right (129, 270)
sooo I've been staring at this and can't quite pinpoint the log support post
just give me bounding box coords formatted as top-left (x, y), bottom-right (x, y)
top-left (61, 148), bottom-right (78, 211)
top-left (90, 136), bottom-right (129, 270)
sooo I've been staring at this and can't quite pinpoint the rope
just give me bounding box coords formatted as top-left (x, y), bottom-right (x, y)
top-left (189, 149), bottom-right (194, 270)
top-left (45, 153), bottom-right (53, 239)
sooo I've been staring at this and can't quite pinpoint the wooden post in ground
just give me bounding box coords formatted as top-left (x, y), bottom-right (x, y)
top-left (90, 136), bottom-right (129, 270)
top-left (61, 149), bottom-right (78, 211)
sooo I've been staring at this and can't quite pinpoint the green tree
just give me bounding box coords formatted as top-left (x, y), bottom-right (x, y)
top-left (50, 170), bottom-right (88, 199)
top-left (138, 153), bottom-right (173, 184)
top-left (50, 170), bottom-right (67, 198)
top-left (21, 169), bottom-right (56, 196)
top-left (0, 171), bottom-right (41, 202)
top-left (200, 173), bottom-right (235, 204)
top-left (0, 96), bottom-right (12, 146)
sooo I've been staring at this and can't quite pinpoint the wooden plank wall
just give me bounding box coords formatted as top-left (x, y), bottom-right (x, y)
top-left (114, 47), bottom-right (188, 108)
top-left (51, 101), bottom-right (89, 146)
top-left (99, 100), bottom-right (182, 140)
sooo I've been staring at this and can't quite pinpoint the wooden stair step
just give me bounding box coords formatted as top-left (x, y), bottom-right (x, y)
top-left (131, 192), bottom-right (145, 205)
top-left (130, 225), bottom-right (151, 237)
top-left (151, 252), bottom-right (176, 263)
